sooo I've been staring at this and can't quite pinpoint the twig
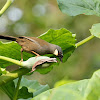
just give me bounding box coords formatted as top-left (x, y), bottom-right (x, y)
top-left (0, 0), bottom-right (14, 16)
top-left (75, 35), bottom-right (95, 48)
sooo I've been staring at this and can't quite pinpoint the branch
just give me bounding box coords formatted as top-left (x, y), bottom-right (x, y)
top-left (0, 56), bottom-right (23, 66)
top-left (0, 34), bottom-right (95, 86)
top-left (0, 56), bottom-right (57, 86)
top-left (75, 35), bottom-right (95, 48)
top-left (0, 0), bottom-right (14, 16)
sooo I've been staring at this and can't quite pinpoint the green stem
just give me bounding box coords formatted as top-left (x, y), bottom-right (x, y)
top-left (0, 0), bottom-right (14, 16)
top-left (13, 76), bottom-right (22, 100)
top-left (0, 68), bottom-right (30, 86)
top-left (0, 56), bottom-right (23, 67)
top-left (0, 56), bottom-right (29, 86)
top-left (75, 35), bottom-right (95, 48)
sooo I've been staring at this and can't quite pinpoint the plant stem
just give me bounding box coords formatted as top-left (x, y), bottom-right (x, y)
top-left (0, 56), bottom-right (29, 86)
top-left (0, 56), bottom-right (23, 67)
top-left (75, 35), bottom-right (95, 48)
top-left (0, 0), bottom-right (14, 16)
top-left (13, 76), bottom-right (22, 100)
top-left (0, 68), bottom-right (30, 86)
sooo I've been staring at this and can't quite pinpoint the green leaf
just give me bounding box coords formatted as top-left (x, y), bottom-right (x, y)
top-left (0, 81), bottom-right (15, 100)
top-left (14, 77), bottom-right (50, 99)
top-left (33, 69), bottom-right (100, 100)
top-left (1, 77), bottom-right (49, 100)
top-left (0, 68), bottom-right (8, 75)
top-left (54, 80), bottom-right (76, 87)
top-left (90, 23), bottom-right (100, 38)
top-left (18, 86), bottom-right (33, 99)
top-left (0, 28), bottom-right (76, 74)
top-left (39, 28), bottom-right (76, 62)
top-left (57, 0), bottom-right (100, 16)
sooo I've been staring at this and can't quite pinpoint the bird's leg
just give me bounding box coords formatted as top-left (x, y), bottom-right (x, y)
top-left (20, 48), bottom-right (23, 62)
top-left (31, 51), bottom-right (40, 57)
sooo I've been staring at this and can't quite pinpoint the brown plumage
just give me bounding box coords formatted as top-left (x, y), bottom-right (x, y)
top-left (0, 35), bottom-right (63, 62)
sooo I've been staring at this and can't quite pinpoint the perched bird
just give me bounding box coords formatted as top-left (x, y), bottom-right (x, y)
top-left (0, 35), bottom-right (63, 62)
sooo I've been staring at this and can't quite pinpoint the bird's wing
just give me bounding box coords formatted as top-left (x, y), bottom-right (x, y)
top-left (18, 36), bottom-right (51, 55)
top-left (18, 36), bottom-right (41, 47)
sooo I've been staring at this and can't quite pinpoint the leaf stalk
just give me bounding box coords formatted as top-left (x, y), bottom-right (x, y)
top-left (13, 76), bottom-right (22, 100)
top-left (0, 56), bottom-right (23, 66)
top-left (75, 35), bottom-right (95, 48)
top-left (0, 0), bottom-right (14, 16)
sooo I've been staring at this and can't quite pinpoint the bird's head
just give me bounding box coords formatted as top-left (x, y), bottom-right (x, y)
top-left (53, 45), bottom-right (63, 62)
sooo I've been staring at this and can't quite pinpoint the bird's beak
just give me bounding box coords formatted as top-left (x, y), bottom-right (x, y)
top-left (58, 55), bottom-right (63, 62)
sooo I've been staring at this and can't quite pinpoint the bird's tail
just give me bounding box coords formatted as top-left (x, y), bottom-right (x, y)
top-left (0, 35), bottom-right (16, 41)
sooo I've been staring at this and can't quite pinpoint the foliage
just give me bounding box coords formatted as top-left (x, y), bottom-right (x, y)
top-left (33, 69), bottom-right (100, 100)
top-left (57, 0), bottom-right (100, 16)
top-left (90, 23), bottom-right (100, 38)
top-left (1, 77), bottom-right (49, 100)
top-left (0, 28), bottom-right (76, 74)
top-left (0, 0), bottom-right (100, 100)
top-left (54, 80), bottom-right (75, 88)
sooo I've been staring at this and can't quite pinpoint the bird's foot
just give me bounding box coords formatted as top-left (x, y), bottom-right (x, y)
top-left (20, 58), bottom-right (23, 63)
top-left (31, 51), bottom-right (40, 59)
top-left (35, 54), bottom-right (40, 59)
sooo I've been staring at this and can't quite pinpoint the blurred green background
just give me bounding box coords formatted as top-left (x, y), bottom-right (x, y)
top-left (0, 0), bottom-right (100, 99)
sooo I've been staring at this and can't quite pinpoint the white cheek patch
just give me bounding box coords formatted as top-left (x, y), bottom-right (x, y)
top-left (54, 49), bottom-right (58, 56)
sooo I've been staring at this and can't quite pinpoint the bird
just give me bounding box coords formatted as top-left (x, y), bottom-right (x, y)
top-left (0, 35), bottom-right (63, 62)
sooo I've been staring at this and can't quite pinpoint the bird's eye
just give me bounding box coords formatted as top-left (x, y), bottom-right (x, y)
top-left (58, 52), bottom-right (63, 57)
top-left (58, 52), bottom-right (61, 55)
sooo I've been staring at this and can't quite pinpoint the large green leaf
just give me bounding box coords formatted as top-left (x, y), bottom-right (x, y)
top-left (1, 77), bottom-right (49, 100)
top-left (15, 77), bottom-right (49, 99)
top-left (0, 28), bottom-right (76, 74)
top-left (0, 81), bottom-right (15, 100)
top-left (32, 69), bottom-right (100, 100)
top-left (57, 0), bottom-right (100, 16)
top-left (90, 23), bottom-right (100, 38)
